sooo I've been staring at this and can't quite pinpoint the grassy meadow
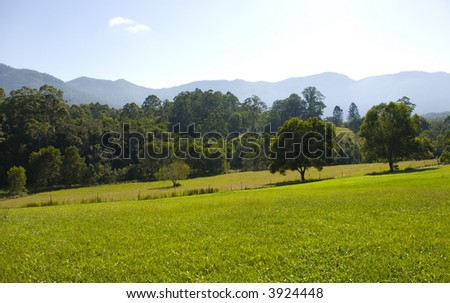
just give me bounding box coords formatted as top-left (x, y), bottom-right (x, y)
top-left (0, 159), bottom-right (437, 209)
top-left (1, 162), bottom-right (448, 282)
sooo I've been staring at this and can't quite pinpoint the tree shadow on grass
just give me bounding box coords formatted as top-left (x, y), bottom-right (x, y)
top-left (147, 185), bottom-right (176, 190)
top-left (268, 177), bottom-right (333, 188)
top-left (0, 191), bottom-right (10, 199)
top-left (366, 166), bottom-right (441, 176)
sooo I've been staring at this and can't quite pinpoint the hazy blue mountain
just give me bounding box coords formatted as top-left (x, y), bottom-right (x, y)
top-left (0, 63), bottom-right (96, 104)
top-left (1, 63), bottom-right (450, 115)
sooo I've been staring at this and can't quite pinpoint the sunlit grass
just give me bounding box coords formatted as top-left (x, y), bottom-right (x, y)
top-left (0, 159), bottom-right (437, 208)
top-left (1, 165), bottom-right (448, 282)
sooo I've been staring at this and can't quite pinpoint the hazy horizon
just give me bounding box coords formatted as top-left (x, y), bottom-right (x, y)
top-left (1, 0), bottom-right (450, 88)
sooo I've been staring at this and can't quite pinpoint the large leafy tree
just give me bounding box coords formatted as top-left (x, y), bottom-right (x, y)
top-left (61, 146), bottom-right (87, 186)
top-left (268, 93), bottom-right (307, 130)
top-left (156, 161), bottom-right (190, 187)
top-left (240, 95), bottom-right (267, 132)
top-left (270, 117), bottom-right (336, 182)
top-left (359, 98), bottom-right (421, 172)
top-left (302, 86), bottom-right (326, 119)
top-left (29, 146), bottom-right (63, 188)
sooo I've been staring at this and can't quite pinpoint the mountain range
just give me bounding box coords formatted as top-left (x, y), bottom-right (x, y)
top-left (1, 63), bottom-right (449, 116)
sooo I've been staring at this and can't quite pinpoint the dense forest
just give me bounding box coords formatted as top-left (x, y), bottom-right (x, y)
top-left (0, 84), bottom-right (449, 193)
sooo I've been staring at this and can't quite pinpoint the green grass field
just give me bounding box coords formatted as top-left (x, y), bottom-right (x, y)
top-left (0, 159), bottom-right (437, 209)
top-left (1, 163), bottom-right (448, 282)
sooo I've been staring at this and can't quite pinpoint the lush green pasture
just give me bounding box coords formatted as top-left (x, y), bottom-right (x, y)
top-left (1, 165), bottom-right (449, 282)
top-left (0, 159), bottom-right (437, 208)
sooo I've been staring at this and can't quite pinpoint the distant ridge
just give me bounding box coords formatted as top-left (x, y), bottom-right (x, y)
top-left (1, 63), bottom-right (450, 115)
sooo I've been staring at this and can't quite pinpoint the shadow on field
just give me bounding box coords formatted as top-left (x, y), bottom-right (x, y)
top-left (0, 192), bottom-right (10, 199)
top-left (269, 178), bottom-right (333, 188)
top-left (366, 166), bottom-right (441, 176)
top-left (147, 185), bottom-right (175, 190)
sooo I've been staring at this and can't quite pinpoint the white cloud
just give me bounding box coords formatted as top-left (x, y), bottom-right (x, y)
top-left (109, 16), bottom-right (135, 27)
top-left (126, 24), bottom-right (150, 33)
top-left (108, 16), bottom-right (150, 33)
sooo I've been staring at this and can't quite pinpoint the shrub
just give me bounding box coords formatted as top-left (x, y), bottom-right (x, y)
top-left (7, 166), bottom-right (27, 195)
top-left (439, 150), bottom-right (450, 164)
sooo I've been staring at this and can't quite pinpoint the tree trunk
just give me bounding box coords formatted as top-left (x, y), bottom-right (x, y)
top-left (389, 161), bottom-right (395, 172)
top-left (297, 169), bottom-right (306, 183)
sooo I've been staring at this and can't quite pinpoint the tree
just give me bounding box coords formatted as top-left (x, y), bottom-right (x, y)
top-left (346, 102), bottom-right (363, 133)
top-left (268, 93), bottom-right (307, 130)
top-left (347, 102), bottom-right (360, 121)
top-left (359, 99), bottom-right (420, 172)
top-left (331, 105), bottom-right (344, 126)
top-left (29, 146), bottom-right (62, 187)
top-left (121, 102), bottom-right (142, 121)
top-left (302, 86), bottom-right (326, 119)
top-left (61, 146), bottom-right (87, 186)
top-left (0, 85), bottom-right (70, 173)
top-left (142, 95), bottom-right (163, 122)
top-left (0, 87), bottom-right (5, 142)
top-left (156, 161), bottom-right (190, 187)
top-left (439, 150), bottom-right (450, 164)
top-left (7, 166), bottom-right (27, 195)
top-left (270, 117), bottom-right (336, 182)
top-left (241, 95), bottom-right (267, 131)
top-left (347, 116), bottom-right (363, 134)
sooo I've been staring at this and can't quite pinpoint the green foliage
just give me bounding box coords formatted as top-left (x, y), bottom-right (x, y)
top-left (331, 105), bottom-right (344, 126)
top-left (335, 127), bottom-right (362, 164)
top-left (0, 86), bottom-right (70, 182)
top-left (7, 166), bottom-right (27, 195)
top-left (302, 86), bottom-right (327, 118)
top-left (347, 102), bottom-right (360, 120)
top-left (439, 150), bottom-right (450, 164)
top-left (268, 93), bottom-right (307, 130)
top-left (0, 87), bottom-right (5, 101)
top-left (0, 87), bottom-right (5, 142)
top-left (1, 166), bottom-right (448, 282)
top-left (270, 117), bottom-right (336, 182)
top-left (29, 146), bottom-right (62, 188)
top-left (359, 99), bottom-right (421, 171)
top-left (345, 102), bottom-right (363, 133)
top-left (170, 89), bottom-right (242, 134)
top-left (347, 116), bottom-right (363, 133)
top-left (156, 161), bottom-right (191, 187)
top-left (61, 146), bottom-right (87, 186)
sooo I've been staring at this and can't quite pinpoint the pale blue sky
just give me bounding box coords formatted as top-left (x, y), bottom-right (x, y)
top-left (1, 0), bottom-right (450, 88)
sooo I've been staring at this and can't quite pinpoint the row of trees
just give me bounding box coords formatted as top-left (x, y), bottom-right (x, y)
top-left (1, 84), bottom-right (448, 194)
top-left (0, 85), bottom-right (347, 188)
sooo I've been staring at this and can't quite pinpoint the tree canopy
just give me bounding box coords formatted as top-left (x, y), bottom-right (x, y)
top-left (270, 117), bottom-right (336, 182)
top-left (0, 83), bottom-right (439, 192)
top-left (156, 161), bottom-right (191, 187)
top-left (359, 98), bottom-right (421, 171)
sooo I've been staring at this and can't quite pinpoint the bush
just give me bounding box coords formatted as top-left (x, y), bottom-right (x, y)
top-left (7, 166), bottom-right (27, 195)
top-left (439, 150), bottom-right (450, 164)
